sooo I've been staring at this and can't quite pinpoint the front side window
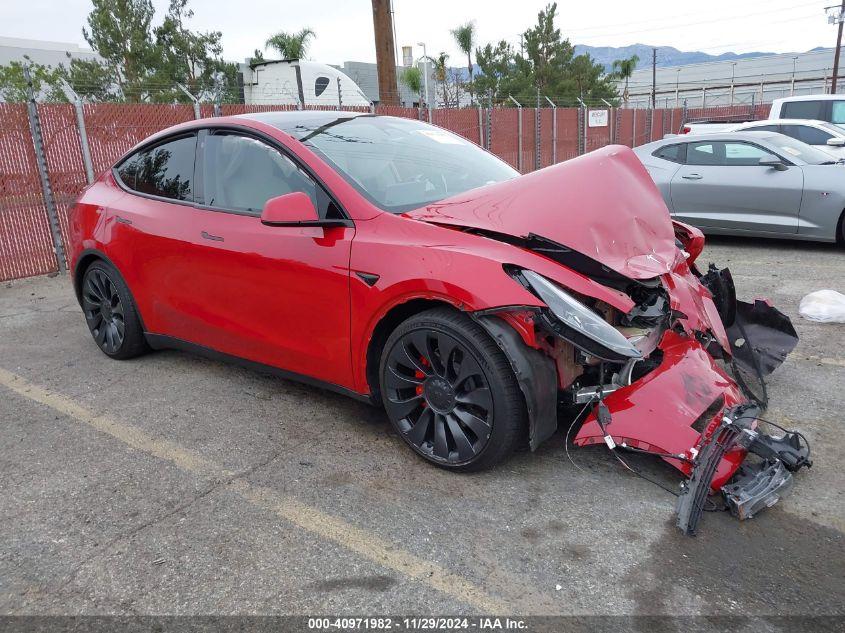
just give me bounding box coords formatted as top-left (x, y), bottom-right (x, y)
top-left (281, 115), bottom-right (519, 213)
top-left (200, 132), bottom-right (322, 215)
top-left (781, 100), bottom-right (824, 120)
top-left (686, 142), bottom-right (722, 166)
top-left (686, 141), bottom-right (772, 166)
top-left (117, 135), bottom-right (196, 201)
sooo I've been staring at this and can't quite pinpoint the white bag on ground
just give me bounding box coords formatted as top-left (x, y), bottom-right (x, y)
top-left (798, 290), bottom-right (845, 323)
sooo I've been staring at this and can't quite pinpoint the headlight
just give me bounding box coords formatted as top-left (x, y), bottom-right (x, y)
top-left (520, 269), bottom-right (642, 361)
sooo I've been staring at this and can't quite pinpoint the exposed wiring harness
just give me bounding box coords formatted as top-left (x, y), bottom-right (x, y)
top-left (733, 415), bottom-right (812, 466)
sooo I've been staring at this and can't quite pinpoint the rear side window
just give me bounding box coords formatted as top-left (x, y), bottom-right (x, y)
top-left (654, 144), bottom-right (685, 163)
top-left (781, 100), bottom-right (824, 120)
top-left (117, 135), bottom-right (196, 201)
top-left (199, 132), bottom-right (341, 219)
top-left (781, 125), bottom-right (833, 145)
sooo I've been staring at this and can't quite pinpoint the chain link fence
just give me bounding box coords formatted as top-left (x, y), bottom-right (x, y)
top-left (0, 100), bottom-right (769, 282)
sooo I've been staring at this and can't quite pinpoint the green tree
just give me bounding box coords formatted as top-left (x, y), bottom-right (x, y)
top-left (450, 21), bottom-right (475, 104)
top-left (0, 59), bottom-right (67, 102)
top-left (82, 0), bottom-right (157, 98)
top-left (611, 54), bottom-right (639, 103)
top-left (249, 49), bottom-right (265, 65)
top-left (474, 40), bottom-right (531, 103)
top-left (66, 56), bottom-right (123, 102)
top-left (265, 28), bottom-right (315, 60)
top-left (399, 65), bottom-right (422, 105)
top-left (151, 0), bottom-right (237, 102)
top-left (521, 3), bottom-right (572, 95)
top-left (473, 3), bottom-right (618, 106)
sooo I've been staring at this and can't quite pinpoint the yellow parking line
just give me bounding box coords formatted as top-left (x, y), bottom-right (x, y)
top-left (0, 367), bottom-right (506, 613)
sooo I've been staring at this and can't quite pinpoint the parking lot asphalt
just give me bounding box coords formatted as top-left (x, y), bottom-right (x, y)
top-left (1, 236), bottom-right (844, 619)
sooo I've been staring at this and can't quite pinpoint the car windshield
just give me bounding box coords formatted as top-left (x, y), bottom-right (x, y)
top-left (767, 135), bottom-right (839, 165)
top-left (284, 115), bottom-right (519, 213)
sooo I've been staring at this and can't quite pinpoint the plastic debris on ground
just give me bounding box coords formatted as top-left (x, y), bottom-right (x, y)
top-left (798, 290), bottom-right (845, 323)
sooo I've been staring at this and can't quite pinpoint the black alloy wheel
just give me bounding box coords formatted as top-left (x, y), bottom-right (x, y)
top-left (380, 308), bottom-right (526, 471)
top-left (82, 267), bottom-right (125, 354)
top-left (81, 261), bottom-right (148, 359)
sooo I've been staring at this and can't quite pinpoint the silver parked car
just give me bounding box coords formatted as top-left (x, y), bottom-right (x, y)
top-left (727, 119), bottom-right (845, 159)
top-left (634, 132), bottom-right (845, 242)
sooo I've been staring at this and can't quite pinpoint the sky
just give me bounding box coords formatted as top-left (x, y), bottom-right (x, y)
top-left (1, 0), bottom-right (837, 66)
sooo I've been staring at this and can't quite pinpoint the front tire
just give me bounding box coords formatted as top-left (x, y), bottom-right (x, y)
top-left (379, 307), bottom-right (526, 471)
top-left (81, 261), bottom-right (148, 360)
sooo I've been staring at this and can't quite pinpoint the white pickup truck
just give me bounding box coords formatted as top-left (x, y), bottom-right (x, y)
top-left (768, 95), bottom-right (845, 125)
top-left (677, 95), bottom-right (845, 135)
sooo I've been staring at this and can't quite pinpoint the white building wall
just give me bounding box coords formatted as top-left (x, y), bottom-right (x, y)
top-left (618, 48), bottom-right (841, 108)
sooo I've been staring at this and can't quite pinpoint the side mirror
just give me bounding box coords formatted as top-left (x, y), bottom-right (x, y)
top-left (826, 137), bottom-right (845, 147)
top-left (261, 192), bottom-right (319, 226)
top-left (260, 192), bottom-right (349, 228)
top-left (759, 155), bottom-right (788, 171)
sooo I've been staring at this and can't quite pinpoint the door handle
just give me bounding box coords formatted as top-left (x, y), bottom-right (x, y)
top-left (682, 173), bottom-right (703, 180)
top-left (201, 230), bottom-right (224, 242)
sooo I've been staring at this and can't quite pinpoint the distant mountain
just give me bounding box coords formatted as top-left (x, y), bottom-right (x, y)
top-left (573, 44), bottom-right (777, 73)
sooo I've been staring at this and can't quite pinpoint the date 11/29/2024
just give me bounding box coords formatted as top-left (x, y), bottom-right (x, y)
top-left (307, 617), bottom-right (528, 630)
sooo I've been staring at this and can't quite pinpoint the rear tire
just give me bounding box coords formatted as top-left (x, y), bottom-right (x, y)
top-left (80, 261), bottom-right (148, 360)
top-left (379, 307), bottom-right (526, 472)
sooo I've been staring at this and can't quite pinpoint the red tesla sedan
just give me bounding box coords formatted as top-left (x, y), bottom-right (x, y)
top-left (69, 111), bottom-right (808, 533)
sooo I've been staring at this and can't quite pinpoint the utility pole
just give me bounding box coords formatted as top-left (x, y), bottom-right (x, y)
top-left (651, 47), bottom-right (657, 108)
top-left (418, 41), bottom-right (430, 122)
top-left (372, 0), bottom-right (399, 106)
top-left (729, 62), bottom-right (737, 106)
top-left (831, 1), bottom-right (845, 94)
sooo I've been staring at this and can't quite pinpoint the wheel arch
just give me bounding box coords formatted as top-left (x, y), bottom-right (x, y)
top-left (73, 249), bottom-right (147, 331)
top-left (364, 297), bottom-right (460, 401)
top-left (73, 248), bottom-right (113, 304)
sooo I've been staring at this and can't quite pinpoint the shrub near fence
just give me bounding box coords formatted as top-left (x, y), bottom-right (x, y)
top-left (0, 102), bottom-right (767, 282)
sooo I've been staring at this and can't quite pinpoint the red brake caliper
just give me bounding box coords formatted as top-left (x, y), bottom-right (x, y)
top-left (417, 357), bottom-right (428, 406)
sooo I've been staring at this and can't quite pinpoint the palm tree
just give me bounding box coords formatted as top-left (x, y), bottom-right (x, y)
top-left (611, 54), bottom-right (639, 104)
top-left (265, 28), bottom-right (315, 60)
top-left (450, 21), bottom-right (475, 104)
top-left (399, 66), bottom-right (422, 106)
top-left (432, 52), bottom-right (450, 107)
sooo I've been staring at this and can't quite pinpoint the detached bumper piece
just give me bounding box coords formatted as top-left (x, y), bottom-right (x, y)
top-left (722, 460), bottom-right (792, 521)
top-left (676, 406), bottom-right (811, 535)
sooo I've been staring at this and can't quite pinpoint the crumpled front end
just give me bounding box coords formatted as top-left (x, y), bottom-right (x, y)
top-left (413, 146), bottom-right (809, 533)
top-left (479, 222), bottom-right (808, 535)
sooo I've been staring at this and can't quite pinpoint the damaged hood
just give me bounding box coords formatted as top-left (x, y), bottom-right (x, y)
top-left (406, 145), bottom-right (678, 280)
